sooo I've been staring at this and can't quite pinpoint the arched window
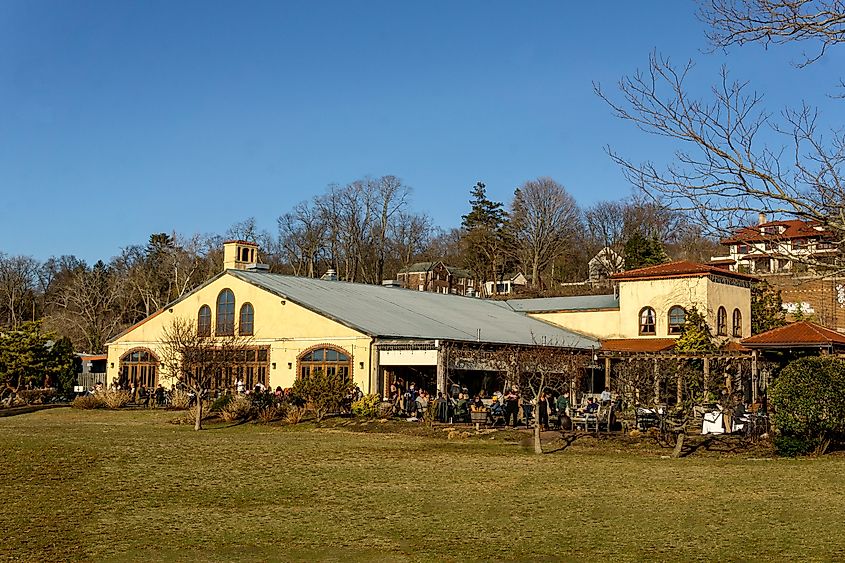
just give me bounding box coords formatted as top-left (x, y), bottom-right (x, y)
top-left (668, 306), bottom-right (686, 335)
top-left (732, 308), bottom-right (742, 338)
top-left (216, 289), bottom-right (235, 336)
top-left (197, 305), bottom-right (211, 337)
top-left (298, 346), bottom-right (352, 380)
top-left (119, 348), bottom-right (159, 389)
top-left (639, 307), bottom-right (656, 335)
top-left (239, 303), bottom-right (254, 336)
top-left (717, 306), bottom-right (728, 336)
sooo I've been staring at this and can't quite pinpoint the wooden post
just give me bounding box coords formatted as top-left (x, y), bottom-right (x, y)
top-left (382, 368), bottom-right (391, 400)
top-left (604, 356), bottom-right (612, 391)
top-left (653, 358), bottom-right (660, 405)
top-left (676, 359), bottom-right (683, 405)
top-left (370, 342), bottom-right (380, 397)
top-left (751, 350), bottom-right (759, 403)
top-left (436, 343), bottom-right (447, 395)
top-left (703, 357), bottom-right (710, 401)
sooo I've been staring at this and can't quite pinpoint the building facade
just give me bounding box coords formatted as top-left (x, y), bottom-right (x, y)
top-left (511, 260), bottom-right (754, 346)
top-left (106, 242), bottom-right (596, 398)
top-left (711, 217), bottom-right (839, 274)
top-left (395, 261), bottom-right (474, 295)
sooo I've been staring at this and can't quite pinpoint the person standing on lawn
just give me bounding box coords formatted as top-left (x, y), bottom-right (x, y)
top-left (504, 388), bottom-right (519, 427)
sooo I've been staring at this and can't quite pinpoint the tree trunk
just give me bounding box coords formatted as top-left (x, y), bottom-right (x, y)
top-left (533, 400), bottom-right (542, 454)
top-left (672, 431), bottom-right (685, 458)
top-left (194, 389), bottom-right (203, 431)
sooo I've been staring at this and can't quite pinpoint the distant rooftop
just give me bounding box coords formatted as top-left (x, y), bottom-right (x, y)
top-left (742, 321), bottom-right (845, 349)
top-left (610, 260), bottom-right (757, 282)
top-left (230, 270), bottom-right (598, 349)
top-left (721, 219), bottom-right (832, 244)
top-left (506, 294), bottom-right (619, 313)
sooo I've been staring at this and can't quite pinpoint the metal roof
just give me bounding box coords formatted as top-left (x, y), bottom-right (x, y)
top-left (506, 294), bottom-right (620, 313)
top-left (230, 270), bottom-right (598, 349)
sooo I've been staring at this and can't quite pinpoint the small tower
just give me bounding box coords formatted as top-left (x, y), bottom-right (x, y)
top-left (223, 240), bottom-right (259, 271)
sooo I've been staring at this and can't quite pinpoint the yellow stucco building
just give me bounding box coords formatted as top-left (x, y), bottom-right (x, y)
top-left (508, 260), bottom-right (754, 351)
top-left (106, 241), bottom-right (598, 396)
top-left (107, 243), bottom-right (754, 396)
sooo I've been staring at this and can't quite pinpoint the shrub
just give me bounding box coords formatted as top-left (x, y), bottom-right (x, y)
top-left (72, 395), bottom-right (103, 410)
top-left (249, 391), bottom-right (269, 407)
top-left (292, 369), bottom-right (353, 422)
top-left (17, 389), bottom-right (57, 405)
top-left (186, 400), bottom-right (214, 425)
top-left (100, 390), bottom-right (132, 410)
top-left (771, 356), bottom-right (845, 455)
top-left (257, 404), bottom-right (283, 424)
top-left (284, 405), bottom-right (307, 425)
top-left (170, 389), bottom-right (193, 409)
top-left (351, 394), bottom-right (382, 419)
top-left (774, 435), bottom-right (815, 457)
top-left (220, 395), bottom-right (255, 422)
top-left (210, 394), bottom-right (233, 412)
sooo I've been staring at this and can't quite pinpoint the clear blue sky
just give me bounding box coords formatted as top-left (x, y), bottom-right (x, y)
top-left (2, 0), bottom-right (843, 263)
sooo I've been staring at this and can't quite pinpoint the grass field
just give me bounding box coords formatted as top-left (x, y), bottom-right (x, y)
top-left (1, 409), bottom-right (843, 562)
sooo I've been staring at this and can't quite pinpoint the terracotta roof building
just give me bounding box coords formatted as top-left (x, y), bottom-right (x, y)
top-left (710, 216), bottom-right (839, 275)
top-left (511, 260), bottom-right (754, 353)
top-left (742, 321), bottom-right (845, 351)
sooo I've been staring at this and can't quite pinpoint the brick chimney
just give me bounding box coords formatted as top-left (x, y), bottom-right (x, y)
top-left (223, 240), bottom-right (259, 271)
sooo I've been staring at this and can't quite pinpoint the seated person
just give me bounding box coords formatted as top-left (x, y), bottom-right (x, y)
top-left (584, 398), bottom-right (599, 414)
top-left (471, 395), bottom-right (485, 411)
top-left (454, 395), bottom-right (468, 420)
top-left (415, 393), bottom-right (429, 416)
top-left (489, 396), bottom-right (504, 416)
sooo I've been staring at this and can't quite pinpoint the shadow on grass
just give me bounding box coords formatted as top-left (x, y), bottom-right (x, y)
top-left (202, 419), bottom-right (251, 430)
top-left (543, 432), bottom-right (581, 454)
top-left (675, 434), bottom-right (750, 457)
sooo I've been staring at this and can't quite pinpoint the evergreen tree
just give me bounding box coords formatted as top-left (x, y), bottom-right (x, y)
top-left (675, 307), bottom-right (715, 352)
top-left (623, 232), bottom-right (668, 270)
top-left (46, 336), bottom-right (77, 395)
top-left (0, 321), bottom-right (73, 401)
top-left (751, 281), bottom-right (787, 335)
top-left (460, 182), bottom-right (513, 293)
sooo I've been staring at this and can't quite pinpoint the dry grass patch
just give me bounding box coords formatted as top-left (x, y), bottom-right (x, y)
top-left (0, 409), bottom-right (844, 562)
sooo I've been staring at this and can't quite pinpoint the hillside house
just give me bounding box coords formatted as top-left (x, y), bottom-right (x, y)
top-left (396, 261), bottom-right (475, 296)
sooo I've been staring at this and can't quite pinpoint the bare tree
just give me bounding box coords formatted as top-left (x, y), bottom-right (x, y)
top-left (511, 178), bottom-right (581, 288)
top-left (514, 346), bottom-right (586, 454)
top-left (226, 217), bottom-right (260, 242)
top-left (596, 53), bottom-right (845, 267)
top-left (47, 260), bottom-right (126, 353)
top-left (701, 0), bottom-right (845, 65)
top-left (158, 317), bottom-right (251, 430)
top-left (0, 254), bottom-right (39, 329)
top-left (278, 201), bottom-right (327, 277)
top-left (585, 200), bottom-right (627, 251)
top-left (597, 1), bottom-right (845, 272)
top-left (388, 212), bottom-right (433, 272)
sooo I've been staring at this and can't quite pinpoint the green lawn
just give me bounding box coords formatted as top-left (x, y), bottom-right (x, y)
top-left (1, 409), bottom-right (843, 562)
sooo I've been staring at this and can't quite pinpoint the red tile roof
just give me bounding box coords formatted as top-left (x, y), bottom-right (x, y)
top-left (721, 219), bottom-right (832, 244)
top-left (707, 258), bottom-right (736, 270)
top-left (721, 340), bottom-right (749, 352)
top-left (79, 354), bottom-right (107, 361)
top-left (223, 239), bottom-right (259, 246)
top-left (741, 321), bottom-right (845, 348)
top-left (609, 260), bottom-right (757, 282)
top-left (600, 338), bottom-right (677, 353)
